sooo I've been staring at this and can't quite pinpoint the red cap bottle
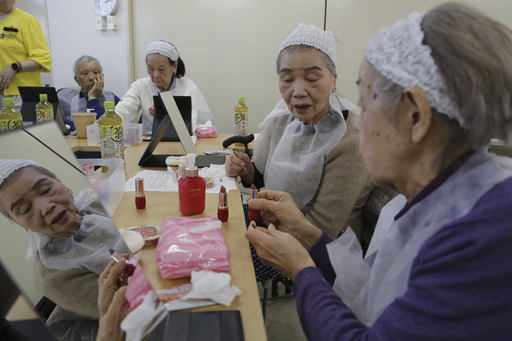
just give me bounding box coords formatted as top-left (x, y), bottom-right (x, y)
top-left (178, 154), bottom-right (206, 216)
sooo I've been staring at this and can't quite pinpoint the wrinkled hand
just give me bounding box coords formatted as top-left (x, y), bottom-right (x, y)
top-left (97, 257), bottom-right (130, 317)
top-left (0, 65), bottom-right (16, 91)
top-left (148, 105), bottom-right (155, 117)
top-left (245, 222), bottom-right (315, 280)
top-left (249, 190), bottom-right (322, 250)
top-left (88, 73), bottom-right (104, 99)
top-left (225, 151), bottom-right (254, 180)
top-left (96, 286), bottom-right (130, 341)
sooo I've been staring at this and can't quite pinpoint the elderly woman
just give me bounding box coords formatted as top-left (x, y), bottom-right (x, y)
top-left (0, 159), bottom-right (129, 339)
top-left (246, 3), bottom-right (512, 340)
top-left (115, 40), bottom-right (213, 132)
top-left (226, 24), bottom-right (373, 239)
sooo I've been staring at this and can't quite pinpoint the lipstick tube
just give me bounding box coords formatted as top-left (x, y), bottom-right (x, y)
top-left (109, 249), bottom-right (136, 276)
top-left (217, 185), bottom-right (229, 222)
top-left (249, 184), bottom-right (260, 222)
top-left (135, 177), bottom-right (146, 209)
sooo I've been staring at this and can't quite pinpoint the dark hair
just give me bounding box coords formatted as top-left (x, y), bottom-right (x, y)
top-left (170, 56), bottom-right (186, 78)
top-left (146, 40), bottom-right (186, 78)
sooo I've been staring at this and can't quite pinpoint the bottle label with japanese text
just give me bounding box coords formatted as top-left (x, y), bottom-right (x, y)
top-left (0, 118), bottom-right (22, 131)
top-left (234, 112), bottom-right (248, 136)
top-left (99, 124), bottom-right (124, 159)
top-left (36, 109), bottom-right (54, 123)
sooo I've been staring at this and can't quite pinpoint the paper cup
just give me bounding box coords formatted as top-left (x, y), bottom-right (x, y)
top-left (72, 112), bottom-right (97, 138)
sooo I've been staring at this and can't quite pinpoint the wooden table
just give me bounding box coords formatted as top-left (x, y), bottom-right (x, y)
top-left (67, 134), bottom-right (267, 341)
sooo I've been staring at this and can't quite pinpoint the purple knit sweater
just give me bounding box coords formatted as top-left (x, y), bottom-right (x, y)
top-left (294, 177), bottom-right (512, 341)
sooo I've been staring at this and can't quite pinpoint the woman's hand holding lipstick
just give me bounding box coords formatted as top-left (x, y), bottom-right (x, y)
top-left (98, 254), bottom-right (130, 318)
top-left (248, 190), bottom-right (322, 250)
top-left (97, 254), bottom-right (131, 341)
top-left (109, 249), bottom-right (136, 277)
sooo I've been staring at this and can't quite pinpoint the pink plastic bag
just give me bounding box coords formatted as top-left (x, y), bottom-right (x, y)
top-left (155, 216), bottom-right (230, 279)
top-left (125, 265), bottom-right (153, 311)
top-left (195, 123), bottom-right (217, 138)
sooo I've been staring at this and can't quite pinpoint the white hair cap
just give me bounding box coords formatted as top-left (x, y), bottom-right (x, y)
top-left (279, 23), bottom-right (338, 68)
top-left (0, 159), bottom-right (42, 187)
top-left (364, 12), bottom-right (465, 128)
top-left (145, 41), bottom-right (179, 62)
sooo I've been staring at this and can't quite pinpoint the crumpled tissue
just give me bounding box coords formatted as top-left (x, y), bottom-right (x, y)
top-left (121, 289), bottom-right (167, 341)
top-left (181, 270), bottom-right (242, 306)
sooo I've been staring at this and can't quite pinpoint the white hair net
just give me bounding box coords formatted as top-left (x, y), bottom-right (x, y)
top-left (145, 41), bottom-right (179, 62)
top-left (279, 23), bottom-right (338, 68)
top-left (364, 12), bottom-right (465, 128)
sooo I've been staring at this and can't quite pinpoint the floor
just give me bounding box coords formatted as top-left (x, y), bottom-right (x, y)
top-left (256, 279), bottom-right (307, 341)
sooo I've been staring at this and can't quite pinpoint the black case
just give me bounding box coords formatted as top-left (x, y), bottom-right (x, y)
top-left (147, 310), bottom-right (244, 341)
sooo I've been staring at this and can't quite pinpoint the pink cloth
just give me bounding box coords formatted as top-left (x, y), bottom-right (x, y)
top-left (155, 216), bottom-right (231, 279)
top-left (125, 265), bottom-right (153, 311)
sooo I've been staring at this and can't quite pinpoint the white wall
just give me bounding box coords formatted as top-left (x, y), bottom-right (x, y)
top-left (46, 0), bottom-right (133, 97)
top-left (131, 0), bottom-right (511, 134)
top-left (328, 0), bottom-right (512, 106)
top-left (131, 0), bottom-right (326, 135)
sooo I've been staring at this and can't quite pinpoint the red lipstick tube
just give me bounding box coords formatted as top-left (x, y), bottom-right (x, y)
top-left (135, 178), bottom-right (146, 209)
top-left (109, 249), bottom-right (136, 276)
top-left (249, 184), bottom-right (260, 222)
top-left (217, 185), bottom-right (229, 222)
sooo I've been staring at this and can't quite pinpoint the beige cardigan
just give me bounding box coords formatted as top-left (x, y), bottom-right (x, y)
top-left (301, 112), bottom-right (374, 239)
top-left (34, 252), bottom-right (100, 319)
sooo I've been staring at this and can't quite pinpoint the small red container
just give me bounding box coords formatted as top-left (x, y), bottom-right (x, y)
top-left (135, 178), bottom-right (146, 209)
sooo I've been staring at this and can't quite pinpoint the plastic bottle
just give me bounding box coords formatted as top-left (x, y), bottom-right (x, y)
top-left (234, 96), bottom-right (248, 137)
top-left (0, 98), bottom-right (23, 131)
top-left (178, 153), bottom-right (206, 216)
top-left (99, 101), bottom-right (124, 160)
top-left (35, 93), bottom-right (54, 123)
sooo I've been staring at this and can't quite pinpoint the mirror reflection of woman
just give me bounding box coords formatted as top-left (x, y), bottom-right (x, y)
top-left (0, 159), bottom-right (129, 339)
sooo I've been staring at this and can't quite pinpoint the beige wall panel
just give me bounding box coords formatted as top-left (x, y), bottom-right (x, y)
top-left (132, 0), bottom-right (326, 134)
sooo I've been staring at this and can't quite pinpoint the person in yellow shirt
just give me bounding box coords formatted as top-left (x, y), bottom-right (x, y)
top-left (0, 0), bottom-right (52, 107)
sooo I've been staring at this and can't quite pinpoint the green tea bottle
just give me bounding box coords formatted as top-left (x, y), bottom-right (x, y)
top-left (0, 98), bottom-right (23, 132)
top-left (35, 94), bottom-right (54, 123)
top-left (234, 96), bottom-right (248, 137)
top-left (99, 101), bottom-right (124, 160)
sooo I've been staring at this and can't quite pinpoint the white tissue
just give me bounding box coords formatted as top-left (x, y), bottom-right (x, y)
top-left (181, 270), bottom-right (242, 307)
top-left (121, 290), bottom-right (167, 341)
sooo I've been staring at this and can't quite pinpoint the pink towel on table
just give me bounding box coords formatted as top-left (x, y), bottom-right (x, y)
top-left (155, 216), bottom-right (231, 279)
